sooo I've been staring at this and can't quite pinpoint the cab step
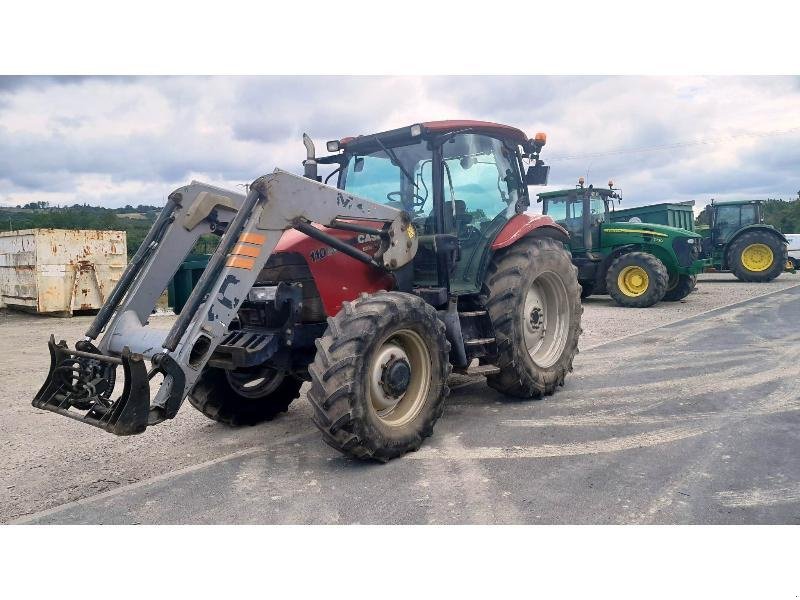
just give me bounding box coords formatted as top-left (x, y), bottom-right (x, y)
top-left (454, 363), bottom-right (501, 376)
top-left (464, 337), bottom-right (496, 346)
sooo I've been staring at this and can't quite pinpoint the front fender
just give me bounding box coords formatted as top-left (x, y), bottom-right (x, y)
top-left (491, 214), bottom-right (570, 250)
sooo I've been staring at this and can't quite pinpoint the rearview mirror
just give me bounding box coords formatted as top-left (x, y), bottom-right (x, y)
top-left (525, 163), bottom-right (550, 186)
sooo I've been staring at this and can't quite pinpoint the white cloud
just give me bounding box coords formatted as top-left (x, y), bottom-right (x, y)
top-left (0, 76), bottom-right (798, 208)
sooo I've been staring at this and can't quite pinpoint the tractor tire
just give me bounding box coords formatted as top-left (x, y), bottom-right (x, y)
top-left (307, 291), bottom-right (451, 462)
top-left (579, 281), bottom-right (594, 299)
top-left (606, 252), bottom-right (668, 308)
top-left (481, 237), bottom-right (582, 399)
top-left (663, 273), bottom-right (696, 302)
top-left (728, 230), bottom-right (788, 282)
top-left (188, 366), bottom-right (301, 426)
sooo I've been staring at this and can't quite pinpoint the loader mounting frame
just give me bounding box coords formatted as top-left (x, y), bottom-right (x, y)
top-left (32, 169), bottom-right (417, 435)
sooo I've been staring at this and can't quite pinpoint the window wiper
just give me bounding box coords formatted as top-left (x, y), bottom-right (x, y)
top-left (374, 137), bottom-right (419, 196)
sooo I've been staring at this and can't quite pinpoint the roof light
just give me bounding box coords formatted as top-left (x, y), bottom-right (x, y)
top-left (410, 124), bottom-right (423, 137)
top-left (326, 140), bottom-right (340, 152)
top-left (578, 176), bottom-right (585, 186)
top-left (608, 179), bottom-right (614, 188)
top-left (534, 132), bottom-right (547, 145)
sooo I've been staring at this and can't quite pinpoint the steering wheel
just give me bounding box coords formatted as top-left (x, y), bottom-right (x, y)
top-left (387, 191), bottom-right (427, 208)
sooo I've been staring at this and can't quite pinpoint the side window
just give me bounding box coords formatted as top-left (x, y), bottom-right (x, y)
top-left (589, 196), bottom-right (606, 222)
top-left (442, 134), bottom-right (520, 234)
top-left (715, 205), bottom-right (740, 241)
top-left (740, 204), bottom-right (756, 226)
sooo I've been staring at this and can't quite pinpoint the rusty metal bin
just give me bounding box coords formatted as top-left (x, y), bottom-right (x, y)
top-left (0, 228), bottom-right (127, 315)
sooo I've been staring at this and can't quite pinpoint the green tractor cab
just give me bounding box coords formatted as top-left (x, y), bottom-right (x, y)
top-left (538, 180), bottom-right (708, 307)
top-left (698, 199), bottom-right (789, 282)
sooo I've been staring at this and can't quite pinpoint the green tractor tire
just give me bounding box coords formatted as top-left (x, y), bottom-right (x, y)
top-left (663, 273), bottom-right (696, 302)
top-left (606, 252), bottom-right (668, 308)
top-left (728, 230), bottom-right (788, 283)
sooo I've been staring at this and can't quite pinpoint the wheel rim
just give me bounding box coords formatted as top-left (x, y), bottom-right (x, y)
top-left (617, 265), bottom-right (649, 297)
top-left (741, 243), bottom-right (773, 272)
top-left (523, 271), bottom-right (571, 369)
top-left (225, 367), bottom-right (285, 399)
top-left (368, 329), bottom-right (431, 428)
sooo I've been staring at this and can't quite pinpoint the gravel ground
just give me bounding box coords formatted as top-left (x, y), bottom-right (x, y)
top-left (1, 272), bottom-right (798, 523)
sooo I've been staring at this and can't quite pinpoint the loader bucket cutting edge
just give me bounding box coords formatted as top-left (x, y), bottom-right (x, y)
top-left (32, 335), bottom-right (151, 435)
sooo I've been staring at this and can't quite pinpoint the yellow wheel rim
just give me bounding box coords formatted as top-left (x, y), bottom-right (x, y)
top-left (617, 265), bottom-right (649, 297)
top-left (741, 243), bottom-right (773, 272)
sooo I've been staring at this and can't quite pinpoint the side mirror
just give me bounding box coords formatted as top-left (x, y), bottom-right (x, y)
top-left (525, 163), bottom-right (550, 186)
top-left (354, 157), bottom-right (365, 173)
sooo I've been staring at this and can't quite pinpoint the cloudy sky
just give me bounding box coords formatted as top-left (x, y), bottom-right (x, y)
top-left (0, 76), bottom-right (798, 212)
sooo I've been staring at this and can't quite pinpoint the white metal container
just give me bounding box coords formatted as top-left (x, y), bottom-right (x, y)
top-left (0, 228), bottom-right (126, 314)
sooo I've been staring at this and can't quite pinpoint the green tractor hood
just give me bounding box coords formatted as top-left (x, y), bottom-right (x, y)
top-left (601, 221), bottom-right (702, 242)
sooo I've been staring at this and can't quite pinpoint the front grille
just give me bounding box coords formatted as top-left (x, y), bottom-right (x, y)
top-left (672, 237), bottom-right (695, 267)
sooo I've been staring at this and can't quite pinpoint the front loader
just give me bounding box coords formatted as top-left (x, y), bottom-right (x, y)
top-left (33, 120), bottom-right (583, 461)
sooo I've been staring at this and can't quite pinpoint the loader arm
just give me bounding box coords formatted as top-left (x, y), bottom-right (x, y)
top-left (33, 168), bottom-right (417, 435)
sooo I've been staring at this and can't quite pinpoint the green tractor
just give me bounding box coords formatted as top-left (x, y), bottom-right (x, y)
top-left (538, 180), bottom-right (707, 307)
top-left (696, 199), bottom-right (789, 282)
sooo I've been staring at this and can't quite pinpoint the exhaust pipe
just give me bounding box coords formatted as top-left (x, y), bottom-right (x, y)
top-left (302, 133), bottom-right (319, 181)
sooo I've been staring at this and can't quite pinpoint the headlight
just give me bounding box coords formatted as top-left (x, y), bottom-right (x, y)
top-left (247, 286), bottom-right (278, 303)
top-left (686, 238), bottom-right (695, 244)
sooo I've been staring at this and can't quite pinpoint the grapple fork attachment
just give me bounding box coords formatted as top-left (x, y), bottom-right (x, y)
top-left (33, 335), bottom-right (151, 435)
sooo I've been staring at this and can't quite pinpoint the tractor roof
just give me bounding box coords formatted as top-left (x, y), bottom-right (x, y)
top-left (537, 187), bottom-right (616, 200)
top-left (711, 199), bottom-right (765, 206)
top-left (339, 120), bottom-right (530, 150)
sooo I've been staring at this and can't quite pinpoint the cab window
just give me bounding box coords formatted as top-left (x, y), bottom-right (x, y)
top-left (341, 139), bottom-right (432, 215)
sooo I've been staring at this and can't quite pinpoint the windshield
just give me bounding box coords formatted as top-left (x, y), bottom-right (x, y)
top-left (546, 191), bottom-right (606, 223)
top-left (340, 139), bottom-right (432, 214)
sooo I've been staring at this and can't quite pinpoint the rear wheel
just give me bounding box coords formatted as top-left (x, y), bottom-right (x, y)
top-left (728, 230), bottom-right (788, 282)
top-left (663, 273), bottom-right (696, 302)
top-left (308, 291), bottom-right (451, 461)
top-left (606, 252), bottom-right (668, 308)
top-left (482, 236), bottom-right (582, 399)
top-left (188, 366), bottom-right (301, 426)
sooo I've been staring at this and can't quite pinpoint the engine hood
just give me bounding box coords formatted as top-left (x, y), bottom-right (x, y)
top-left (601, 221), bottom-right (701, 239)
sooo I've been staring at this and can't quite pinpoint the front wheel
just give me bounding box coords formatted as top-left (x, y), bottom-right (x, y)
top-left (308, 291), bottom-right (451, 461)
top-left (663, 273), bottom-right (696, 302)
top-left (482, 236), bottom-right (582, 399)
top-left (188, 366), bottom-right (301, 426)
top-left (728, 231), bottom-right (788, 282)
top-left (606, 252), bottom-right (668, 308)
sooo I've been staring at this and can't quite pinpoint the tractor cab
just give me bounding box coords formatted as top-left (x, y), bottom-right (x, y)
top-left (317, 121), bottom-right (551, 294)
top-left (705, 199), bottom-right (765, 246)
top-left (537, 178), bottom-right (619, 254)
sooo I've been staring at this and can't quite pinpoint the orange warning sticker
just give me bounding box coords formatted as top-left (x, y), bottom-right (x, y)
top-left (225, 256), bottom-right (255, 270)
top-left (239, 232), bottom-right (266, 245)
top-left (231, 243), bottom-right (260, 258)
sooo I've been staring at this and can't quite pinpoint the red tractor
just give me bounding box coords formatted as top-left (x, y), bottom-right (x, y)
top-left (34, 120), bottom-right (582, 461)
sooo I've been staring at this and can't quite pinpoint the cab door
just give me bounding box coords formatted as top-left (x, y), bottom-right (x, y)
top-left (438, 133), bottom-right (526, 294)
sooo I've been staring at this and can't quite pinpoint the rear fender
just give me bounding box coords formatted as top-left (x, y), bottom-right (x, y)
top-left (491, 214), bottom-right (570, 250)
